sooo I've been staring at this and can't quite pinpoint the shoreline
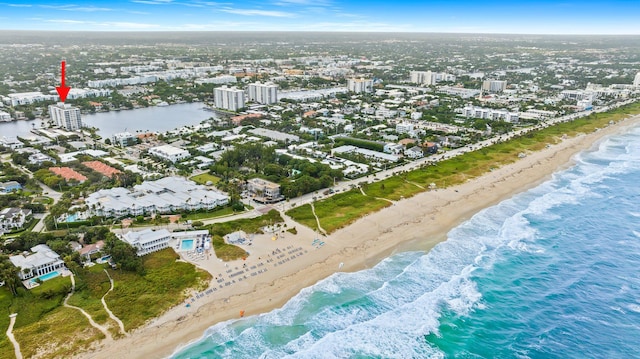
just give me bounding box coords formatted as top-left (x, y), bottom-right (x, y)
top-left (77, 114), bottom-right (640, 359)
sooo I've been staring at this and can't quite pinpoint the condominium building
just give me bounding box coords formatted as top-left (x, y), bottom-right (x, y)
top-left (119, 229), bottom-right (171, 256)
top-left (148, 144), bottom-right (191, 163)
top-left (48, 103), bottom-right (83, 130)
top-left (9, 244), bottom-right (65, 280)
top-left (0, 110), bottom-right (10, 122)
top-left (85, 176), bottom-right (229, 218)
top-left (461, 105), bottom-right (519, 123)
top-left (482, 80), bottom-right (507, 93)
top-left (248, 82), bottom-right (278, 104)
top-left (347, 78), bottom-right (374, 93)
top-left (214, 86), bottom-right (245, 111)
top-left (410, 71), bottom-right (456, 85)
top-left (111, 132), bottom-right (137, 147)
top-left (633, 72), bottom-right (640, 87)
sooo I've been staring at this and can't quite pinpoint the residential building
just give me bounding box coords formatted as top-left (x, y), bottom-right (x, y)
top-left (148, 144), bottom-right (191, 163)
top-left (634, 72), bottom-right (640, 87)
top-left (0, 181), bottom-right (22, 193)
top-left (482, 80), bottom-right (507, 93)
top-left (384, 143), bottom-right (405, 155)
top-left (461, 105), bottom-right (519, 123)
top-left (82, 161), bottom-right (122, 178)
top-left (214, 86), bottom-right (245, 111)
top-left (0, 110), bottom-right (10, 122)
top-left (28, 152), bottom-right (56, 165)
top-left (48, 103), bottom-right (83, 130)
top-left (246, 178), bottom-right (283, 203)
top-left (404, 146), bottom-right (424, 159)
top-left (395, 122), bottom-right (415, 134)
top-left (248, 82), bottom-right (278, 104)
top-left (85, 177), bottom-right (229, 218)
top-left (78, 240), bottom-right (105, 262)
top-left (410, 71), bottom-right (456, 85)
top-left (347, 78), bottom-right (374, 93)
top-left (2, 92), bottom-right (56, 106)
top-left (9, 244), bottom-right (64, 280)
top-left (119, 229), bottom-right (171, 256)
top-left (0, 207), bottom-right (32, 234)
top-left (0, 136), bottom-right (23, 150)
top-left (111, 132), bottom-right (137, 147)
top-left (49, 167), bottom-right (88, 183)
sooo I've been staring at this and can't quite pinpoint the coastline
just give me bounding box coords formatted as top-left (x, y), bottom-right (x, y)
top-left (77, 114), bottom-right (640, 359)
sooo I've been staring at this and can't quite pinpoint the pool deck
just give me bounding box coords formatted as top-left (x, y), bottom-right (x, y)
top-left (22, 268), bottom-right (71, 289)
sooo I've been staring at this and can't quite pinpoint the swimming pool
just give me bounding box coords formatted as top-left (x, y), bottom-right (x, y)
top-left (180, 239), bottom-right (194, 251)
top-left (66, 213), bottom-right (78, 223)
top-left (31, 270), bottom-right (60, 283)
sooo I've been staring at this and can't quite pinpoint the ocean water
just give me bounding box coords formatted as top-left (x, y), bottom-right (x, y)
top-left (172, 125), bottom-right (640, 359)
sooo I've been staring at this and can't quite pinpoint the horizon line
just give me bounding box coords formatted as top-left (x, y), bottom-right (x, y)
top-left (0, 29), bottom-right (639, 36)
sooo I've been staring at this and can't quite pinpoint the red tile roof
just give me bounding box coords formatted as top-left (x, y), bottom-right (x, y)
top-left (82, 161), bottom-right (122, 178)
top-left (49, 167), bottom-right (88, 182)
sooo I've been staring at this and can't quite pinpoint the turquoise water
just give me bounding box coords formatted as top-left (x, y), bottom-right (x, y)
top-left (32, 271), bottom-right (60, 283)
top-left (181, 239), bottom-right (195, 251)
top-left (66, 213), bottom-right (78, 223)
top-left (172, 125), bottom-right (640, 358)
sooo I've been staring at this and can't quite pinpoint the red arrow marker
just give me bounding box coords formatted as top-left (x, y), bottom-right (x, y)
top-left (56, 60), bottom-right (71, 102)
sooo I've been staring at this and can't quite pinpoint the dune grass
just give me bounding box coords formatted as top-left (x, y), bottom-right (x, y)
top-left (106, 249), bottom-right (211, 331)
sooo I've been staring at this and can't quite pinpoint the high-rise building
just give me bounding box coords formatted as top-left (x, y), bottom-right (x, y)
top-left (347, 78), bottom-right (374, 93)
top-left (214, 86), bottom-right (245, 111)
top-left (248, 82), bottom-right (278, 104)
top-left (410, 71), bottom-right (456, 85)
top-left (633, 72), bottom-right (640, 87)
top-left (482, 80), bottom-right (507, 93)
top-left (48, 103), bottom-right (83, 130)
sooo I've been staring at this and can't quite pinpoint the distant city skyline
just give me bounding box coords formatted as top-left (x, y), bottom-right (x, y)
top-left (0, 0), bottom-right (639, 35)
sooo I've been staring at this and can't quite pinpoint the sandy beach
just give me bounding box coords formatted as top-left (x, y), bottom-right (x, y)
top-left (77, 114), bottom-right (640, 359)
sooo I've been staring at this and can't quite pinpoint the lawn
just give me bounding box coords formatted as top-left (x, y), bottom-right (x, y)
top-left (190, 173), bottom-right (221, 185)
top-left (182, 206), bottom-right (238, 221)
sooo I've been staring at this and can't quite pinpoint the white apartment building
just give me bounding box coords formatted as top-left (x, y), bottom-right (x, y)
top-left (396, 122), bottom-right (415, 134)
top-left (248, 82), bottom-right (278, 104)
top-left (111, 132), bottom-right (137, 147)
top-left (148, 144), bottom-right (191, 162)
top-left (195, 76), bottom-right (237, 85)
top-left (634, 72), bottom-right (640, 87)
top-left (246, 178), bottom-right (283, 203)
top-left (347, 78), bottom-right (374, 93)
top-left (410, 71), bottom-right (456, 85)
top-left (85, 177), bottom-right (229, 218)
top-left (9, 244), bottom-right (65, 280)
top-left (482, 80), bottom-right (507, 93)
top-left (461, 105), bottom-right (519, 123)
top-left (0, 208), bottom-right (32, 235)
top-left (48, 103), bottom-right (83, 131)
top-left (2, 92), bottom-right (57, 106)
top-left (214, 86), bottom-right (245, 111)
top-left (119, 228), bottom-right (171, 256)
top-left (0, 110), bottom-right (11, 122)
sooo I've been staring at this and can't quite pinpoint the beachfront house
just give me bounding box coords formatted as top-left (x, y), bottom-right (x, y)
top-left (9, 244), bottom-right (65, 280)
top-left (78, 240), bottom-right (105, 262)
top-left (246, 178), bottom-right (283, 203)
top-left (119, 228), bottom-right (171, 256)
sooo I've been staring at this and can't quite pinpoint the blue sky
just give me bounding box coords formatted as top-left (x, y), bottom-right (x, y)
top-left (0, 0), bottom-right (638, 34)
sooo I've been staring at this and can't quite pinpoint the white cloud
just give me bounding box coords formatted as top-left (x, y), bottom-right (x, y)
top-left (45, 19), bottom-right (161, 29)
top-left (3, 3), bottom-right (32, 7)
top-left (274, 0), bottom-right (330, 6)
top-left (39, 5), bottom-right (114, 12)
top-left (221, 8), bottom-right (295, 17)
